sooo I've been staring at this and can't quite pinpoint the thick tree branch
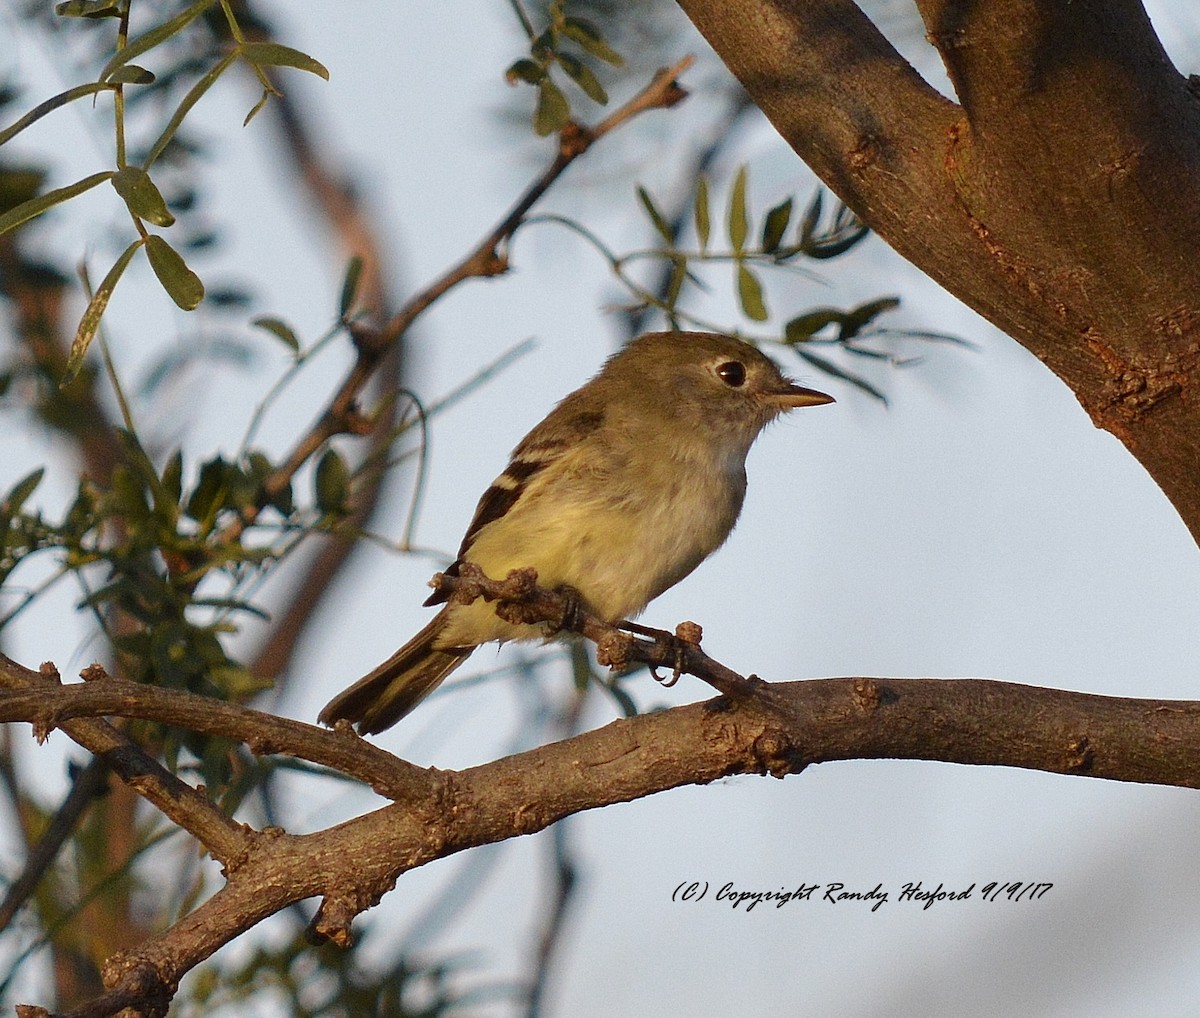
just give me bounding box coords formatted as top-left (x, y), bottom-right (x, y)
top-left (675, 0), bottom-right (1200, 547)
top-left (23, 669), bottom-right (1200, 1017)
top-left (8, 558), bottom-right (1200, 1015)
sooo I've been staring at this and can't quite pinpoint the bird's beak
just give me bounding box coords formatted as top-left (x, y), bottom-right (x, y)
top-left (777, 383), bottom-right (835, 408)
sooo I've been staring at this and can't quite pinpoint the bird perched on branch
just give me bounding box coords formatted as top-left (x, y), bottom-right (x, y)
top-left (319, 330), bottom-right (833, 734)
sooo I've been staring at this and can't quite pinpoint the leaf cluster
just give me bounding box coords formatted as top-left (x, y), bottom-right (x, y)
top-left (0, 395), bottom-right (365, 790)
top-left (505, 0), bottom-right (625, 135)
top-left (181, 929), bottom-right (483, 1018)
top-left (0, 0), bottom-right (329, 385)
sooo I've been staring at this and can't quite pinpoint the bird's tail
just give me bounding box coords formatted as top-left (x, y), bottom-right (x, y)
top-left (318, 613), bottom-right (473, 735)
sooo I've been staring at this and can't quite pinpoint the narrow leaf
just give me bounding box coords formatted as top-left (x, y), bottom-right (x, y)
top-left (2, 468), bottom-right (45, 515)
top-left (242, 90), bottom-right (271, 127)
top-left (665, 256), bottom-right (686, 310)
top-left (239, 42), bottom-right (330, 81)
top-left (784, 308), bottom-right (845, 343)
top-left (338, 255), bottom-right (363, 317)
top-left (252, 316), bottom-right (299, 353)
top-left (0, 171), bottom-right (113, 237)
top-left (533, 78), bottom-right (570, 136)
top-left (145, 235), bottom-right (205, 310)
top-left (841, 296), bottom-right (901, 338)
top-left (736, 264), bottom-right (768, 322)
top-left (637, 186), bottom-right (673, 245)
top-left (693, 177), bottom-right (710, 253)
top-left (562, 17), bottom-right (625, 66)
top-left (64, 239), bottom-right (143, 385)
top-left (99, 0), bottom-right (220, 81)
top-left (808, 223), bottom-right (870, 259)
top-left (505, 59), bottom-right (545, 86)
top-left (108, 65), bottom-right (156, 84)
top-left (530, 28), bottom-right (555, 63)
top-left (761, 197), bottom-right (793, 254)
top-left (0, 82), bottom-right (113, 148)
top-left (187, 457), bottom-right (230, 522)
top-left (559, 54), bottom-right (607, 104)
top-left (162, 449), bottom-right (184, 506)
top-left (728, 166), bottom-right (748, 253)
top-left (55, 0), bottom-right (120, 16)
top-left (112, 166), bottom-right (175, 227)
top-left (314, 448), bottom-right (349, 514)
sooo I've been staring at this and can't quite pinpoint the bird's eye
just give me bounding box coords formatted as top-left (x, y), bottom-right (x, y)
top-left (716, 360), bottom-right (746, 387)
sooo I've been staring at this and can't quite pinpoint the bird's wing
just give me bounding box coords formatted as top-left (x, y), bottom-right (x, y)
top-left (424, 405), bottom-right (605, 606)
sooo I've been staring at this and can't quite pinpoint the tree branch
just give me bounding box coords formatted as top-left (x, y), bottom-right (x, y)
top-left (8, 556), bottom-right (1200, 1016)
top-left (0, 656), bottom-right (251, 869)
top-left (26, 669), bottom-right (1200, 1017)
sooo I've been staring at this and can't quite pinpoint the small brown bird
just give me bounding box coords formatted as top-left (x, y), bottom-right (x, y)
top-left (319, 331), bottom-right (833, 734)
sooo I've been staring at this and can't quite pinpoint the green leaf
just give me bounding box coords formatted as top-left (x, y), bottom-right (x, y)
top-left (55, 0), bottom-right (121, 16)
top-left (252, 316), bottom-right (299, 354)
top-left (562, 17), bottom-right (624, 66)
top-left (239, 42), bottom-right (330, 81)
top-left (162, 449), bottom-right (183, 506)
top-left (761, 197), bottom-right (793, 254)
top-left (338, 255), bottom-right (363, 318)
top-left (807, 222), bottom-right (870, 259)
top-left (841, 296), bottom-right (900, 338)
top-left (314, 448), bottom-right (349, 514)
top-left (242, 91), bottom-right (271, 127)
top-left (116, 427), bottom-right (178, 526)
top-left (63, 239), bottom-right (143, 386)
top-left (530, 28), bottom-right (555, 63)
top-left (533, 78), bottom-right (570, 136)
top-left (736, 264), bottom-right (768, 321)
top-left (145, 235), bottom-right (205, 310)
top-left (559, 54), bottom-right (607, 104)
top-left (99, 0), bottom-right (220, 81)
top-left (728, 166), bottom-right (748, 253)
top-left (505, 59), bottom-right (545, 86)
top-left (636, 186), bottom-right (673, 245)
top-left (693, 177), bottom-right (710, 253)
top-left (2, 468), bottom-right (45, 515)
top-left (108, 65), bottom-right (156, 85)
top-left (0, 171), bottom-right (113, 237)
top-left (0, 83), bottom-right (114, 148)
top-left (187, 457), bottom-right (229, 523)
top-left (111, 166), bottom-right (175, 227)
top-left (784, 308), bottom-right (845, 343)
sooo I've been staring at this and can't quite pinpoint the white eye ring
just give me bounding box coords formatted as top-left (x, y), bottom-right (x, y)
top-left (716, 360), bottom-right (746, 387)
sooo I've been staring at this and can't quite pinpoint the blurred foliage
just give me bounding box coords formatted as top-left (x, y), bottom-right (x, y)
top-left (179, 928), bottom-right (494, 1018)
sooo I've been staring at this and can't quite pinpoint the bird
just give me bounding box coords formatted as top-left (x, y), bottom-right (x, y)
top-left (318, 330), bottom-right (833, 734)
